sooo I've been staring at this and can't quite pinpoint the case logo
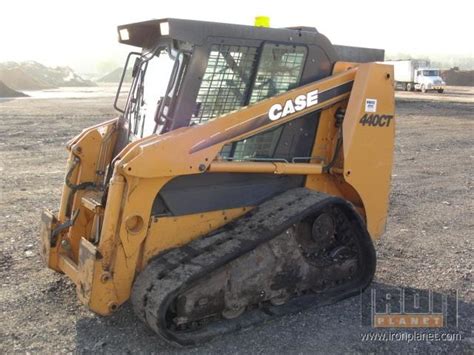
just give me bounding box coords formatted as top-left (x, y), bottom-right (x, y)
top-left (269, 89), bottom-right (319, 121)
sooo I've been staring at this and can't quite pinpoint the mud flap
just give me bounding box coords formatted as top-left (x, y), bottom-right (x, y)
top-left (39, 210), bottom-right (57, 265)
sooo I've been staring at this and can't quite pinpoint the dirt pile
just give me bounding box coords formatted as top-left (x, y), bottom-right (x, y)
top-left (97, 67), bottom-right (132, 83)
top-left (0, 61), bottom-right (96, 90)
top-left (441, 69), bottom-right (474, 86)
top-left (0, 80), bottom-right (28, 97)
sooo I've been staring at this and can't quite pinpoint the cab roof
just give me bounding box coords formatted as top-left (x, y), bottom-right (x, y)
top-left (117, 18), bottom-right (324, 49)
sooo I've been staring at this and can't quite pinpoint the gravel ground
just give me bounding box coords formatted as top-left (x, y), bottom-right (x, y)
top-left (0, 87), bottom-right (473, 354)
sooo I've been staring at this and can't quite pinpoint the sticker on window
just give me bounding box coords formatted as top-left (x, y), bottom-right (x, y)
top-left (365, 98), bottom-right (377, 113)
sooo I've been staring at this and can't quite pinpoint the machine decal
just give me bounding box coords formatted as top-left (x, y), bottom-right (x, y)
top-left (189, 81), bottom-right (354, 154)
top-left (269, 90), bottom-right (319, 121)
top-left (365, 98), bottom-right (377, 112)
top-left (359, 114), bottom-right (394, 127)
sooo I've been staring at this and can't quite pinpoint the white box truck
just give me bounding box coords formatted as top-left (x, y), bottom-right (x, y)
top-left (385, 60), bottom-right (446, 93)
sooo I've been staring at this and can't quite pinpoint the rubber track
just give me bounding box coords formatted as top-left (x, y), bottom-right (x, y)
top-left (131, 188), bottom-right (376, 346)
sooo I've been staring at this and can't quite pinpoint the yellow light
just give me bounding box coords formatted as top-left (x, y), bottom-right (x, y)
top-left (255, 16), bottom-right (270, 28)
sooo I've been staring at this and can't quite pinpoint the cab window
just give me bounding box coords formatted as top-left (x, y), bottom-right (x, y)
top-left (225, 44), bottom-right (307, 160)
top-left (192, 45), bottom-right (258, 125)
top-left (192, 42), bottom-right (307, 160)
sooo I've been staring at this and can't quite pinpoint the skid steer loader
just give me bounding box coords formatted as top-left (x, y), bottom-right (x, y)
top-left (39, 18), bottom-right (395, 345)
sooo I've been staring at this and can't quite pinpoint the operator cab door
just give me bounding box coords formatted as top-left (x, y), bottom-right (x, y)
top-left (118, 47), bottom-right (190, 143)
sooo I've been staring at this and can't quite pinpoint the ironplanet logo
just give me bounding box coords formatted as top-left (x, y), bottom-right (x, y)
top-left (268, 89), bottom-right (319, 121)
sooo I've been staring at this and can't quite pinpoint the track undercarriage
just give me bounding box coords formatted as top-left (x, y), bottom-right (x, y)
top-left (132, 188), bottom-right (376, 346)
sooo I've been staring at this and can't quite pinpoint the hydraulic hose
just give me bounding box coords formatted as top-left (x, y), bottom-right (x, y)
top-left (65, 156), bottom-right (96, 192)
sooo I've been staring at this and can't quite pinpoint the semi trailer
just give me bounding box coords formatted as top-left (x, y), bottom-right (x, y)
top-left (385, 59), bottom-right (445, 93)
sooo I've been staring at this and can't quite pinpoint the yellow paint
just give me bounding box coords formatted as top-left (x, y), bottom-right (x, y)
top-left (342, 63), bottom-right (395, 238)
top-left (57, 120), bottom-right (118, 263)
top-left (142, 207), bottom-right (251, 267)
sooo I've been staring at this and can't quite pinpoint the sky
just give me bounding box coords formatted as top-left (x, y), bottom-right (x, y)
top-left (1, 0), bottom-right (473, 74)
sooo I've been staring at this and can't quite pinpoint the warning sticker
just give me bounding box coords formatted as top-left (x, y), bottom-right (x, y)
top-left (365, 98), bottom-right (377, 113)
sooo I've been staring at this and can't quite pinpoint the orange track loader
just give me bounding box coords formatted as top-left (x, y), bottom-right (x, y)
top-left (40, 18), bottom-right (395, 345)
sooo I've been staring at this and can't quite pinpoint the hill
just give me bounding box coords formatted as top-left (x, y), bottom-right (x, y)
top-left (441, 69), bottom-right (474, 86)
top-left (0, 61), bottom-right (96, 90)
top-left (97, 67), bottom-right (132, 83)
top-left (0, 80), bottom-right (28, 98)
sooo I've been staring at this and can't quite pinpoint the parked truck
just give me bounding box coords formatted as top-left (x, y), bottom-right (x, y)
top-left (385, 59), bottom-right (445, 93)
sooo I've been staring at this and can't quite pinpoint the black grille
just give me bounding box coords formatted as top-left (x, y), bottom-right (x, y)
top-left (249, 45), bottom-right (307, 104)
top-left (193, 43), bottom-right (307, 161)
top-left (192, 45), bottom-right (258, 125)
top-left (230, 44), bottom-right (307, 160)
